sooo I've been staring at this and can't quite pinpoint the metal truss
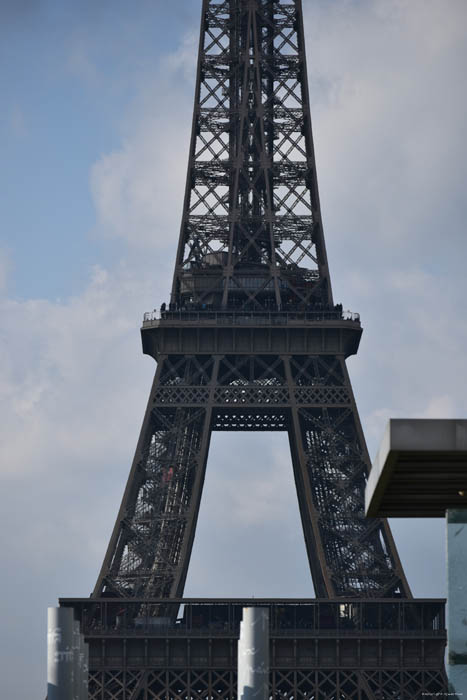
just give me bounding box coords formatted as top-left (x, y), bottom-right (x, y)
top-left (171, 0), bottom-right (332, 311)
top-left (87, 668), bottom-right (447, 699)
top-left (94, 353), bottom-right (410, 599)
top-left (85, 2), bottom-right (442, 697)
top-left (64, 598), bottom-right (447, 699)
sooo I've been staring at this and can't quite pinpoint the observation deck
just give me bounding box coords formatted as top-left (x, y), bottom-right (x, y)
top-left (141, 308), bottom-right (362, 360)
top-left (61, 597), bottom-right (446, 676)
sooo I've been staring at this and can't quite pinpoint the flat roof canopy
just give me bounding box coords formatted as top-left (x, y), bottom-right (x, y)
top-left (365, 419), bottom-right (467, 518)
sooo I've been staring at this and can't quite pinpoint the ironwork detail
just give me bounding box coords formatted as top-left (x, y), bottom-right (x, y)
top-left (171, 0), bottom-right (332, 312)
top-left (94, 349), bottom-right (409, 599)
top-left (74, 0), bottom-right (448, 696)
top-left (88, 668), bottom-right (447, 700)
top-left (67, 599), bottom-right (447, 699)
top-left (93, 0), bottom-right (411, 602)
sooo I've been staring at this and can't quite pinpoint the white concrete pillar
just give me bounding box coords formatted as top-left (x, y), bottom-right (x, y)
top-left (447, 509), bottom-right (467, 694)
top-left (47, 607), bottom-right (74, 700)
top-left (237, 607), bottom-right (269, 700)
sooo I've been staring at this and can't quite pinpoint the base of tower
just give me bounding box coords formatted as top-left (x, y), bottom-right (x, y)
top-left (61, 597), bottom-right (447, 699)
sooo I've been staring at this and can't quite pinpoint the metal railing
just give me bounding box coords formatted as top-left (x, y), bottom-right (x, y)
top-left (142, 309), bottom-right (360, 326)
top-left (81, 621), bottom-right (445, 639)
top-left (74, 599), bottom-right (445, 639)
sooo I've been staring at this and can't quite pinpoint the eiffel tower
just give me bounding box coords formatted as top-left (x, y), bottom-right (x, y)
top-left (62, 1), bottom-right (447, 697)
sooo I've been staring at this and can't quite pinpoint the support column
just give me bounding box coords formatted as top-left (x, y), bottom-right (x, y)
top-left (47, 607), bottom-right (74, 700)
top-left (81, 635), bottom-right (89, 700)
top-left (447, 508), bottom-right (467, 694)
top-left (237, 607), bottom-right (269, 700)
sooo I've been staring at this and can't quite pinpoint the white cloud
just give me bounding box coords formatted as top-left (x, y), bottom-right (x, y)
top-left (165, 30), bottom-right (198, 82)
top-left (185, 432), bottom-right (313, 598)
top-left (0, 264), bottom-right (158, 479)
top-left (89, 36), bottom-right (197, 249)
top-left (420, 394), bottom-right (457, 418)
top-left (197, 435), bottom-right (294, 527)
top-left (0, 248), bottom-right (10, 293)
top-left (305, 0), bottom-right (467, 263)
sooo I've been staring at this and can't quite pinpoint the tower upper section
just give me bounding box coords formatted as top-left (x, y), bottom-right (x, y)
top-left (171, 0), bottom-right (332, 313)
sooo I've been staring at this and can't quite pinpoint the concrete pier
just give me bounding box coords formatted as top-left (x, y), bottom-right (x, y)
top-left (447, 509), bottom-right (467, 694)
top-left (237, 607), bottom-right (269, 700)
top-left (47, 607), bottom-right (74, 700)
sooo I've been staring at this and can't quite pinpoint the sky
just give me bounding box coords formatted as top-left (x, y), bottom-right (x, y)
top-left (1, 0), bottom-right (467, 697)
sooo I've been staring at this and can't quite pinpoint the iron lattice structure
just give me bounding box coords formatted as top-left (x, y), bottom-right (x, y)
top-left (94, 0), bottom-right (410, 602)
top-left (64, 0), bottom-right (447, 697)
top-left (65, 598), bottom-right (447, 699)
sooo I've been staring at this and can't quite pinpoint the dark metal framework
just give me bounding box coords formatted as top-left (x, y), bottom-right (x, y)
top-left (72, 0), bottom-right (447, 696)
top-left (64, 598), bottom-right (447, 699)
top-left (94, 340), bottom-right (411, 600)
top-left (94, 0), bottom-right (409, 603)
top-left (172, 0), bottom-right (332, 312)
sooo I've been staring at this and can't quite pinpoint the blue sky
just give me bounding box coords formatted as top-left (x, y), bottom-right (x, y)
top-left (1, 0), bottom-right (467, 697)
top-left (0, 0), bottom-right (200, 299)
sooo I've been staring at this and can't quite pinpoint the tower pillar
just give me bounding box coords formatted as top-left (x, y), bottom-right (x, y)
top-left (47, 606), bottom-right (74, 700)
top-left (238, 607), bottom-right (269, 700)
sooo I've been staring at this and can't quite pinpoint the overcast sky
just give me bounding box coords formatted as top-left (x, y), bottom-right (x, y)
top-left (1, 0), bottom-right (467, 697)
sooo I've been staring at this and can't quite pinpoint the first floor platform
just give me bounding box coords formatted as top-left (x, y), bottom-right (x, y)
top-left (60, 598), bottom-right (448, 699)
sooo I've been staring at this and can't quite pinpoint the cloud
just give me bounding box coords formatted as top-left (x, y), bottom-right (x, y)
top-left (89, 34), bottom-right (197, 249)
top-left (0, 264), bottom-right (160, 480)
top-left (305, 0), bottom-right (467, 265)
top-left (185, 432), bottom-right (314, 598)
top-left (0, 249), bottom-right (10, 293)
top-left (420, 395), bottom-right (457, 419)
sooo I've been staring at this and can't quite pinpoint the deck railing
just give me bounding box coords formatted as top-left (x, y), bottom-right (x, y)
top-left (142, 309), bottom-right (360, 326)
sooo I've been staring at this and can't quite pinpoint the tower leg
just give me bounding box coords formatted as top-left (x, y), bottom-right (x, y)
top-left (284, 355), bottom-right (410, 598)
top-left (93, 356), bottom-right (219, 599)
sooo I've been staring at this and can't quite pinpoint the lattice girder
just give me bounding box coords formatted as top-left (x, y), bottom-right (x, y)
top-left (88, 668), bottom-right (448, 699)
top-left (171, 0), bottom-right (332, 311)
top-left (66, 2), bottom-right (447, 697)
top-left (94, 352), bottom-right (409, 599)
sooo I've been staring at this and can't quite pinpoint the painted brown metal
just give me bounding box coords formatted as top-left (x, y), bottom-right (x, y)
top-left (170, 0), bottom-right (332, 312)
top-left (63, 598), bottom-right (447, 699)
top-left (84, 0), bottom-right (447, 696)
top-left (94, 0), bottom-right (408, 600)
top-left (93, 347), bottom-right (411, 600)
